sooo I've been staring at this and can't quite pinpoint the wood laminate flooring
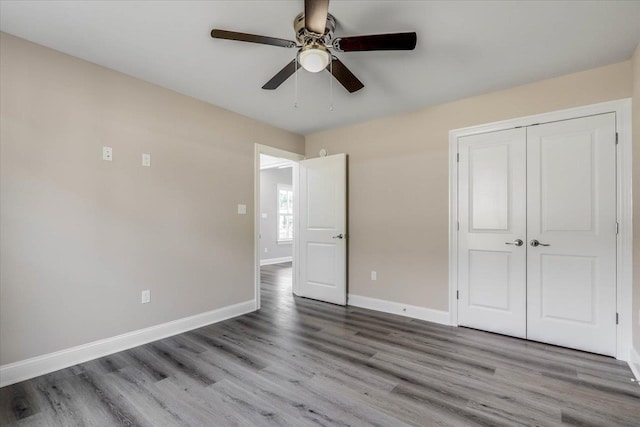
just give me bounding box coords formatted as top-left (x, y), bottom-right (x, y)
top-left (1, 263), bottom-right (638, 426)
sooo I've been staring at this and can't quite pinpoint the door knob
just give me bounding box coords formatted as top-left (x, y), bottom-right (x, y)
top-left (530, 239), bottom-right (550, 247)
top-left (332, 234), bottom-right (344, 239)
top-left (505, 239), bottom-right (524, 246)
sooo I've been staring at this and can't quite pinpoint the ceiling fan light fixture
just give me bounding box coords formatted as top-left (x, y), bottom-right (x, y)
top-left (211, 0), bottom-right (417, 93)
top-left (298, 44), bottom-right (330, 73)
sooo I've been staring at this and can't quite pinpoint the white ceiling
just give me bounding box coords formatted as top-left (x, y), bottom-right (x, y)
top-left (2, 1), bottom-right (640, 135)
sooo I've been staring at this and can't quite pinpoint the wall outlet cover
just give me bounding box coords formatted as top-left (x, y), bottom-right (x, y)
top-left (237, 204), bottom-right (247, 215)
top-left (142, 153), bottom-right (151, 167)
top-left (141, 290), bottom-right (150, 304)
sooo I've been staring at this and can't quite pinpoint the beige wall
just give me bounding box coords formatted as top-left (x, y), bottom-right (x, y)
top-left (0, 33), bottom-right (304, 365)
top-left (306, 61), bottom-right (632, 312)
top-left (632, 42), bottom-right (640, 354)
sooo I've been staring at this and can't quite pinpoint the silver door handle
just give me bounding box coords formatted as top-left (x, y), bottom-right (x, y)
top-left (332, 234), bottom-right (344, 239)
top-left (530, 239), bottom-right (550, 247)
top-left (505, 239), bottom-right (524, 246)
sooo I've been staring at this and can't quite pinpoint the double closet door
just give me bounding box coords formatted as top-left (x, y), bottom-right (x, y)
top-left (457, 113), bottom-right (617, 356)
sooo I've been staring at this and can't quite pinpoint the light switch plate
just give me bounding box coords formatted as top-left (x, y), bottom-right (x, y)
top-left (237, 204), bottom-right (247, 215)
top-left (371, 271), bottom-right (377, 281)
top-left (102, 146), bottom-right (113, 161)
top-left (261, 213), bottom-right (268, 219)
top-left (142, 153), bottom-right (151, 167)
top-left (141, 290), bottom-right (150, 304)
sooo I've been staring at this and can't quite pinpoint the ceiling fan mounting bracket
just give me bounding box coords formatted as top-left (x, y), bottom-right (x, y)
top-left (293, 12), bottom-right (336, 46)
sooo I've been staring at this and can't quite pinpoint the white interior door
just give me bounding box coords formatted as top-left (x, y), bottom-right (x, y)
top-left (458, 128), bottom-right (527, 338)
top-left (526, 113), bottom-right (617, 356)
top-left (298, 153), bottom-right (347, 305)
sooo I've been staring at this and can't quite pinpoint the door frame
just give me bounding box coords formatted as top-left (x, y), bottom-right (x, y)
top-left (448, 98), bottom-right (633, 361)
top-left (254, 144), bottom-right (305, 310)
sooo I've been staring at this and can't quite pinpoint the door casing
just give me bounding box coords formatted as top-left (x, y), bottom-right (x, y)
top-left (448, 99), bottom-right (633, 361)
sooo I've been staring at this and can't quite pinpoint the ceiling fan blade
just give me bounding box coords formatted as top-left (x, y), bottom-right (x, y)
top-left (327, 57), bottom-right (364, 93)
top-left (211, 29), bottom-right (297, 48)
top-left (333, 32), bottom-right (417, 52)
top-left (262, 59), bottom-right (301, 90)
top-left (304, 0), bottom-right (330, 35)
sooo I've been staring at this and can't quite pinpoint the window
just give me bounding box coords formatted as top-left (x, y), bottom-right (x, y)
top-left (277, 184), bottom-right (293, 242)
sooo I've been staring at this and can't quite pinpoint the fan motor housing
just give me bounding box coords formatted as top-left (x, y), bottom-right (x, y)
top-left (294, 12), bottom-right (336, 45)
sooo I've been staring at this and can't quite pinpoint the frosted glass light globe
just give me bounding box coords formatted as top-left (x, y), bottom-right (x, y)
top-left (299, 47), bottom-right (330, 73)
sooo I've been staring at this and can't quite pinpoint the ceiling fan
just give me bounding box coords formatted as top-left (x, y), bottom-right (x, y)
top-left (210, 0), bottom-right (417, 93)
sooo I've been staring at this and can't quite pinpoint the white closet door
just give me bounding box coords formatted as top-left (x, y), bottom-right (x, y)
top-left (526, 113), bottom-right (617, 356)
top-left (458, 128), bottom-right (527, 338)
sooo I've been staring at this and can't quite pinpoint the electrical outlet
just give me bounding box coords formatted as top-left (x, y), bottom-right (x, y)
top-left (102, 146), bottom-right (113, 161)
top-left (237, 204), bottom-right (247, 215)
top-left (371, 271), bottom-right (377, 281)
top-left (141, 290), bottom-right (150, 304)
top-left (264, 248), bottom-right (268, 253)
top-left (142, 153), bottom-right (151, 167)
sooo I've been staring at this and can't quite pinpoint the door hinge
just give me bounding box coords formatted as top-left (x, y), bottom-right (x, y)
top-left (615, 132), bottom-right (619, 144)
top-left (457, 221), bottom-right (460, 231)
top-left (616, 222), bottom-right (619, 235)
top-left (456, 153), bottom-right (459, 162)
top-left (456, 290), bottom-right (459, 300)
top-left (616, 312), bottom-right (619, 325)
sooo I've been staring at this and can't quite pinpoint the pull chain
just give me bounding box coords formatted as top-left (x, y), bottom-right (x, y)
top-left (294, 56), bottom-right (299, 109)
top-left (329, 55), bottom-right (334, 111)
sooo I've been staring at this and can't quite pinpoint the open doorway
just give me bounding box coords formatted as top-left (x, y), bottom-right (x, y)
top-left (259, 154), bottom-right (294, 300)
top-left (254, 145), bottom-right (348, 309)
top-left (254, 145), bottom-right (304, 310)
top-left (259, 154), bottom-right (293, 267)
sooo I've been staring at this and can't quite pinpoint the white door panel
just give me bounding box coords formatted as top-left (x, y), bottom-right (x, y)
top-left (527, 113), bottom-right (617, 356)
top-left (458, 128), bottom-right (527, 338)
top-left (468, 250), bottom-right (511, 311)
top-left (299, 154), bottom-right (347, 305)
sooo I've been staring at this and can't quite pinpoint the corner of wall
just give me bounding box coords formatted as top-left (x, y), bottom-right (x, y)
top-left (630, 345), bottom-right (640, 383)
top-left (632, 41), bottom-right (640, 371)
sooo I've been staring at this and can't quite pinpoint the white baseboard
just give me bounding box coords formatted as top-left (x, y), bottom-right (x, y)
top-left (0, 299), bottom-right (256, 388)
top-left (260, 256), bottom-right (292, 266)
top-left (629, 345), bottom-right (640, 384)
top-left (348, 294), bottom-right (450, 326)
